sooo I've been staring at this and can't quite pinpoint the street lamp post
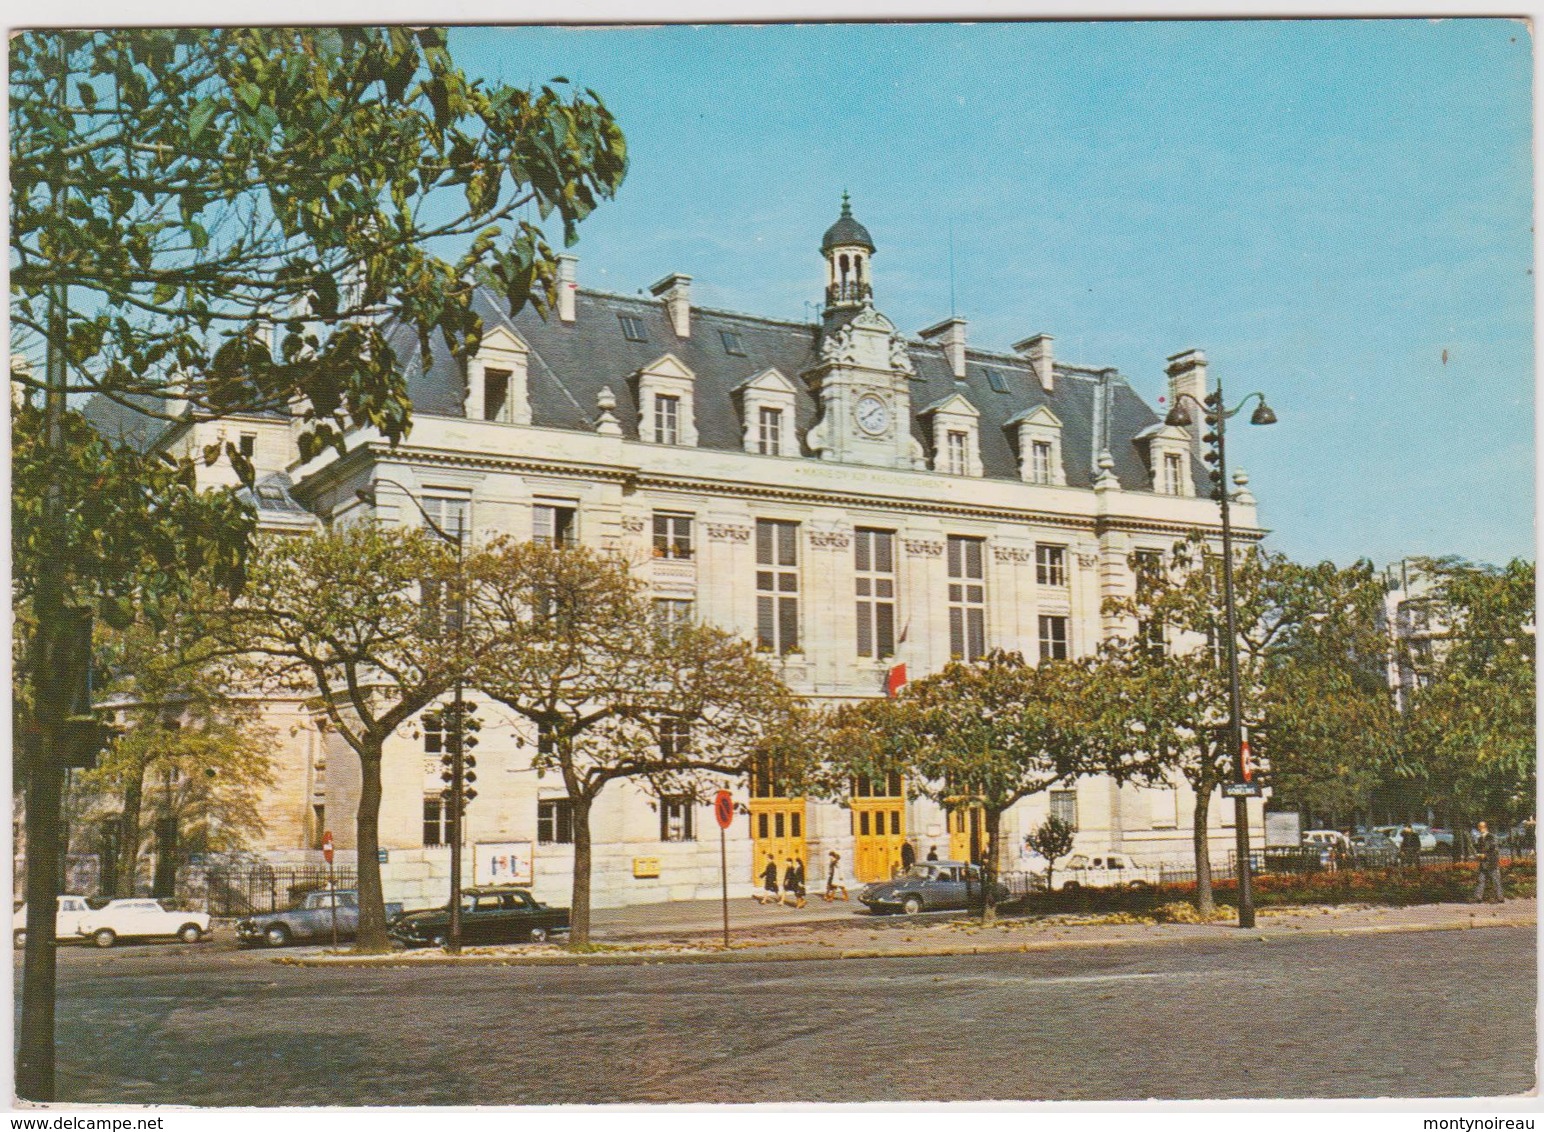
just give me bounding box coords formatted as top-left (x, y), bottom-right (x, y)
top-left (356, 477), bottom-right (469, 953)
top-left (1165, 379), bottom-right (1276, 930)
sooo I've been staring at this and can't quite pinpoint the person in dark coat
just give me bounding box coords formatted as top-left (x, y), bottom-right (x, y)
top-left (1473, 821), bottom-right (1504, 903)
top-left (900, 840), bottom-right (916, 872)
top-left (756, 854), bottom-right (780, 904)
top-left (781, 857), bottom-right (806, 909)
top-left (1399, 824), bottom-right (1422, 869)
top-left (926, 845), bottom-right (939, 862)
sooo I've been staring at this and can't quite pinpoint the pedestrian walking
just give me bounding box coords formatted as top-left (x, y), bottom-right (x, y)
top-left (1473, 820), bottom-right (1505, 903)
top-left (756, 854), bottom-right (780, 904)
top-left (900, 840), bottom-right (916, 871)
top-left (823, 850), bottom-right (849, 902)
top-left (1399, 823), bottom-right (1422, 869)
top-left (781, 857), bottom-right (806, 909)
top-left (926, 845), bottom-right (939, 862)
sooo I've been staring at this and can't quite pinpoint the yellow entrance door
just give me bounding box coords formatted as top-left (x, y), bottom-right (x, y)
top-left (948, 804), bottom-right (987, 864)
top-left (749, 798), bottom-right (806, 885)
top-left (851, 773), bottom-right (906, 882)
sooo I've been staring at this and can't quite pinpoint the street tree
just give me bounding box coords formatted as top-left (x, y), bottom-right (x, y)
top-left (819, 651), bottom-right (1144, 924)
top-left (466, 539), bottom-right (795, 944)
top-left (75, 608), bottom-right (276, 896)
top-left (1105, 536), bottom-right (1396, 912)
top-left (11, 26), bottom-right (625, 1097)
top-left (1026, 815), bottom-right (1076, 893)
top-left (230, 524), bottom-right (467, 952)
top-left (1402, 558), bottom-right (1536, 839)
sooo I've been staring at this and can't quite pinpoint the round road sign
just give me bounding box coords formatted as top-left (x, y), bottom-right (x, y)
top-left (713, 790), bottom-right (734, 830)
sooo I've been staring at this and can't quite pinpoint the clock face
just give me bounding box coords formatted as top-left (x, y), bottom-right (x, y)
top-left (855, 394), bottom-right (891, 437)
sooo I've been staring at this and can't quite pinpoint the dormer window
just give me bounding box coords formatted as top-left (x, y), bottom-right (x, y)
top-left (619, 314), bottom-right (648, 343)
top-left (632, 354), bottom-right (699, 448)
top-left (654, 394), bottom-right (680, 445)
top-left (985, 368), bottom-right (1010, 394)
top-left (467, 326), bottom-right (531, 425)
top-left (759, 407), bottom-right (784, 456)
top-left (719, 329), bottom-right (747, 356)
top-left (920, 393), bottom-right (983, 478)
top-left (946, 430), bottom-right (968, 476)
top-left (734, 367), bottom-right (798, 457)
top-left (1008, 405), bottom-right (1066, 486)
top-left (1162, 452), bottom-right (1184, 495)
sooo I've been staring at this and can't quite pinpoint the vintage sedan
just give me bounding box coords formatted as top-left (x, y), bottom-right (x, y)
top-left (388, 887), bottom-right (569, 948)
top-left (858, 861), bottom-right (1009, 915)
top-left (13, 895), bottom-right (97, 948)
top-left (235, 889), bottom-right (404, 948)
top-left (75, 899), bottom-right (211, 948)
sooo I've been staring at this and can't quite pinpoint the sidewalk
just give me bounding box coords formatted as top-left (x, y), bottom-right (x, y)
top-left (288, 896), bottom-right (1534, 968)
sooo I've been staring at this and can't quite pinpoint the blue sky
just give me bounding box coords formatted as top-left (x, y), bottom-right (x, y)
top-left (449, 19), bottom-right (1533, 569)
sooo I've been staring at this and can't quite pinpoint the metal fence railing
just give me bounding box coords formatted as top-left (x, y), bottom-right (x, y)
top-left (181, 865), bottom-right (358, 917)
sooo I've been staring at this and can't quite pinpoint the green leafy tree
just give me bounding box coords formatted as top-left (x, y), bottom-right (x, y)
top-left (72, 607), bottom-right (276, 896)
top-left (1402, 558), bottom-right (1535, 838)
top-left (1106, 536), bottom-right (1396, 912)
top-left (229, 525), bottom-right (467, 952)
top-left (11, 27), bottom-right (624, 1095)
top-left (466, 539), bottom-right (795, 944)
top-left (1026, 815), bottom-right (1076, 893)
top-left (818, 651), bottom-right (1145, 924)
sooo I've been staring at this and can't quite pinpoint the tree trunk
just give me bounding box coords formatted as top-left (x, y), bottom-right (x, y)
top-left (569, 792), bottom-right (594, 945)
top-left (116, 769), bottom-right (144, 898)
top-left (18, 750), bottom-right (63, 1101)
top-left (980, 807), bottom-right (1003, 925)
top-left (353, 748), bottom-right (391, 953)
top-left (1192, 774), bottom-right (1215, 915)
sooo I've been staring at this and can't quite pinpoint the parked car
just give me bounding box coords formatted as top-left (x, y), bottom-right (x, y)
top-left (74, 899), bottom-right (211, 948)
top-left (235, 889), bottom-right (404, 948)
top-left (388, 887), bottom-right (569, 948)
top-left (13, 895), bottom-right (96, 948)
top-left (858, 861), bottom-right (1010, 914)
top-left (1349, 832), bottom-right (1400, 865)
top-left (1051, 852), bottom-right (1162, 891)
top-left (1372, 824), bottom-right (1449, 852)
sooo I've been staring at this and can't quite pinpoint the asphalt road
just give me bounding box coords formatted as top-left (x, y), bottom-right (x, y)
top-left (24, 925), bottom-right (1537, 1105)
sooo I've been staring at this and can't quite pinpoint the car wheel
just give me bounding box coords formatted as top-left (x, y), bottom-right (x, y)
top-left (92, 928), bottom-right (117, 949)
top-left (1127, 880), bottom-right (1151, 892)
top-left (178, 924), bottom-right (204, 944)
top-left (901, 895), bottom-right (924, 915)
top-left (528, 927), bottom-right (549, 944)
top-left (1062, 881), bottom-right (1081, 893)
top-left (264, 924), bottom-right (291, 948)
top-left (431, 933), bottom-right (448, 949)
top-left (12, 930), bottom-right (24, 949)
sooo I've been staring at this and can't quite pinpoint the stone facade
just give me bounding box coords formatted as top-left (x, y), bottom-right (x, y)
top-left (91, 201), bottom-right (1269, 910)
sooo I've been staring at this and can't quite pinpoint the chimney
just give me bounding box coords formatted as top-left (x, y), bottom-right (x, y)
top-left (650, 273), bottom-right (693, 338)
top-left (556, 254), bottom-right (578, 323)
top-left (919, 317), bottom-right (968, 380)
top-left (1165, 349), bottom-right (1208, 460)
top-left (1013, 334), bottom-right (1055, 393)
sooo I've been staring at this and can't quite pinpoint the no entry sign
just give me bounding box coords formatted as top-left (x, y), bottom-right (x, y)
top-left (321, 831), bottom-right (335, 865)
top-left (713, 790), bottom-right (734, 830)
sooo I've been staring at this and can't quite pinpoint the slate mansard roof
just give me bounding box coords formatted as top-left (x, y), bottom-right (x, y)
top-left (391, 285), bottom-right (1181, 493)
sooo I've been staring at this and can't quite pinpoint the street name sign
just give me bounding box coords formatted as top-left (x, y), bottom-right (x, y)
top-left (1222, 782), bottom-right (1262, 798)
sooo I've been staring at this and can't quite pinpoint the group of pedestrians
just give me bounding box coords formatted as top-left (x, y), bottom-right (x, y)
top-left (754, 850), bottom-right (854, 908)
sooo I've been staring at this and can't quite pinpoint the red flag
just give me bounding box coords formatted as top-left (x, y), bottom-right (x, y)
top-left (885, 663), bottom-right (907, 698)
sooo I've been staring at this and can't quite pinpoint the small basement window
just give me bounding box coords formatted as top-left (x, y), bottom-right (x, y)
top-left (618, 314), bottom-right (648, 343)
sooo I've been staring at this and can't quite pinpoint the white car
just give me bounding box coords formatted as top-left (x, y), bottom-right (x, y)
top-left (75, 899), bottom-right (211, 948)
top-left (1051, 852), bottom-right (1162, 891)
top-left (13, 895), bottom-right (95, 947)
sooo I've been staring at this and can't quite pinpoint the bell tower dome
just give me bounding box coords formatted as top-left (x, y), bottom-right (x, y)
top-left (821, 192), bottom-right (876, 313)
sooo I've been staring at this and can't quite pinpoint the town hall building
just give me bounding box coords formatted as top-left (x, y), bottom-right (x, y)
top-left (88, 198), bottom-right (1266, 909)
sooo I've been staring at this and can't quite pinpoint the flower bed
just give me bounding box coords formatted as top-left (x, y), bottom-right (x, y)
top-left (1013, 860), bottom-right (1533, 915)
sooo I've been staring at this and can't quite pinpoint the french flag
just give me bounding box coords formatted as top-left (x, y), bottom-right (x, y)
top-left (885, 663), bottom-right (907, 698)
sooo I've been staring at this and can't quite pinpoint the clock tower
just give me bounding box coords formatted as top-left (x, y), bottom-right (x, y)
top-left (803, 196), bottom-right (925, 470)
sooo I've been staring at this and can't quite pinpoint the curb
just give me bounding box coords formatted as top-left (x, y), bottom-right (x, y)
top-left (278, 912), bottom-right (1533, 969)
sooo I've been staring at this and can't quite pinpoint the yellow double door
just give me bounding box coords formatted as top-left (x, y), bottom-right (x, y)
top-left (948, 804), bottom-right (987, 864)
top-left (852, 797), bottom-right (906, 882)
top-left (749, 798), bottom-right (806, 885)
